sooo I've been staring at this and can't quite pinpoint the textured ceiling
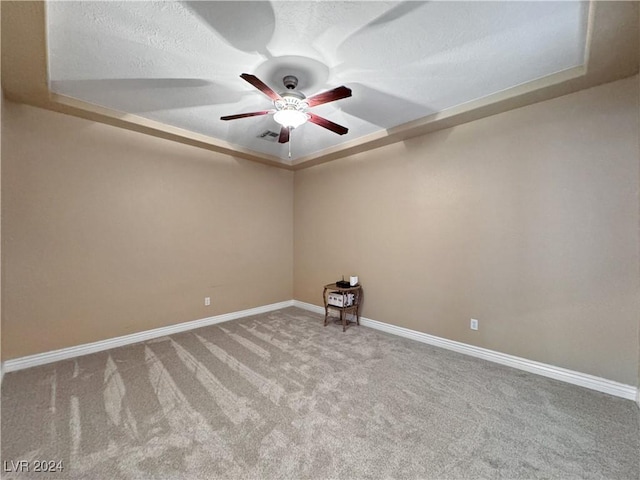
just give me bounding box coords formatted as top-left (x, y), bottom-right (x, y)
top-left (45, 1), bottom-right (588, 164)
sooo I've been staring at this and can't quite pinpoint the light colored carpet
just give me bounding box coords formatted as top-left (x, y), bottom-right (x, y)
top-left (2, 307), bottom-right (639, 479)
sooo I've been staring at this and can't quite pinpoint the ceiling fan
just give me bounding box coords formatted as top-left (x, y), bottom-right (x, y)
top-left (221, 73), bottom-right (352, 145)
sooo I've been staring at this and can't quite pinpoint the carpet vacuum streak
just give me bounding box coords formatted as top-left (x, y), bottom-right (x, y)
top-left (2, 307), bottom-right (639, 479)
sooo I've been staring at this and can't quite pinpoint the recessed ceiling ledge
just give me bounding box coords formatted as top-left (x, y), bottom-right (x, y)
top-left (2, 1), bottom-right (637, 171)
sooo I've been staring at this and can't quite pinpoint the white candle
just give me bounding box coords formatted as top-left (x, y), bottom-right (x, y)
top-left (350, 276), bottom-right (358, 286)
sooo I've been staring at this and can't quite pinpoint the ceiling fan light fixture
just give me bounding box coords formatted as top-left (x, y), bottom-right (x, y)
top-left (222, 73), bottom-right (352, 151)
top-left (274, 109), bottom-right (309, 129)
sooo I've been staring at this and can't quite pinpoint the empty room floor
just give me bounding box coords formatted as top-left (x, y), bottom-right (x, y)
top-left (2, 307), bottom-right (639, 479)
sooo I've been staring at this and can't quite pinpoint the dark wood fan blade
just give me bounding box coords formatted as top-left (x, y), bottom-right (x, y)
top-left (240, 73), bottom-right (282, 101)
top-left (308, 113), bottom-right (349, 135)
top-left (278, 126), bottom-right (290, 144)
top-left (306, 86), bottom-right (352, 107)
top-left (220, 110), bottom-right (273, 121)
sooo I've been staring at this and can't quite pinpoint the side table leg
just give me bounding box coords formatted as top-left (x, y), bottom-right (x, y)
top-left (342, 310), bottom-right (346, 332)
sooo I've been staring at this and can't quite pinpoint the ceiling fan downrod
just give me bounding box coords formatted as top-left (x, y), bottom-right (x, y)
top-left (282, 75), bottom-right (298, 90)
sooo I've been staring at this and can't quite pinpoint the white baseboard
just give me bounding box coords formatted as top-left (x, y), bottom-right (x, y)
top-left (1, 300), bottom-right (294, 374)
top-left (3, 299), bottom-right (637, 403)
top-left (293, 300), bottom-right (638, 402)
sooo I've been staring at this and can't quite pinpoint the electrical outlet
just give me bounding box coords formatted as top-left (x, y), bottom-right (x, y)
top-left (204, 297), bottom-right (211, 306)
top-left (470, 318), bottom-right (479, 331)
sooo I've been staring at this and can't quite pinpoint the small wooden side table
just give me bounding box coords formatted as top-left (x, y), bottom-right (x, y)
top-left (322, 283), bottom-right (363, 332)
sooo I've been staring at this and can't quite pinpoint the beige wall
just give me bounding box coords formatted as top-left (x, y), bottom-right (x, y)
top-left (2, 75), bottom-right (639, 388)
top-left (1, 101), bottom-right (293, 360)
top-left (295, 76), bottom-right (640, 386)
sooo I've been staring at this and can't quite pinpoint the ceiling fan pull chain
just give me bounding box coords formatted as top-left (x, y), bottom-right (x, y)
top-left (288, 128), bottom-right (292, 159)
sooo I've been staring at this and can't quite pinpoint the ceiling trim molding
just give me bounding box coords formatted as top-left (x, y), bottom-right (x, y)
top-left (2, 1), bottom-right (638, 171)
top-left (4, 89), bottom-right (294, 170)
top-left (291, 66), bottom-right (587, 170)
top-left (49, 93), bottom-right (291, 169)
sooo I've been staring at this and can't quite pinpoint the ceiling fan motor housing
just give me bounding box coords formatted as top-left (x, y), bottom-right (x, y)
top-left (275, 89), bottom-right (308, 112)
